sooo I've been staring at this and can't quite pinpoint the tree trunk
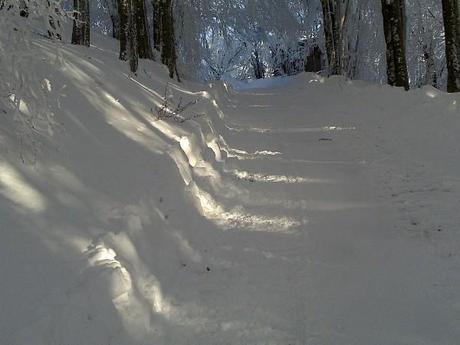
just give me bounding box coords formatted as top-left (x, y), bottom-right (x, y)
top-left (381, 0), bottom-right (409, 90)
top-left (251, 49), bottom-right (265, 79)
top-left (305, 46), bottom-right (323, 73)
top-left (105, 0), bottom-right (120, 39)
top-left (118, 0), bottom-right (138, 73)
top-left (160, 0), bottom-right (179, 80)
top-left (442, 0), bottom-right (460, 92)
top-left (118, 0), bottom-right (128, 60)
top-left (71, 0), bottom-right (90, 46)
top-left (128, 1), bottom-right (139, 74)
top-left (134, 0), bottom-right (152, 59)
top-left (320, 0), bottom-right (351, 76)
top-left (152, 0), bottom-right (162, 52)
top-left (321, 0), bottom-right (339, 74)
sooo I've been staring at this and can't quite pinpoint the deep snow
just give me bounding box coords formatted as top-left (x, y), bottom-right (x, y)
top-left (1, 33), bottom-right (460, 345)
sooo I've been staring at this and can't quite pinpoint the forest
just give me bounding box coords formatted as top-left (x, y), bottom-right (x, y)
top-left (2, 0), bottom-right (460, 89)
top-left (1, 1), bottom-right (460, 345)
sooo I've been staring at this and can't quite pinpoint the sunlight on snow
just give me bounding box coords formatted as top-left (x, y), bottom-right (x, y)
top-left (48, 165), bottom-right (87, 192)
top-left (9, 94), bottom-right (31, 116)
top-left (93, 90), bottom-right (168, 154)
top-left (180, 136), bottom-right (199, 167)
top-left (84, 242), bottom-right (152, 340)
top-left (215, 135), bottom-right (282, 161)
top-left (168, 147), bottom-right (194, 185)
top-left (43, 78), bottom-right (52, 92)
top-left (0, 162), bottom-right (47, 213)
top-left (189, 182), bottom-right (301, 233)
top-left (169, 132), bottom-right (303, 231)
top-left (308, 75), bottom-right (326, 83)
top-left (211, 99), bottom-right (225, 120)
top-left (85, 234), bottom-right (213, 338)
top-left (168, 137), bottom-right (301, 232)
top-left (230, 125), bottom-right (357, 134)
top-left (230, 168), bottom-right (334, 184)
top-left (206, 136), bottom-right (223, 162)
top-left (64, 61), bottom-right (169, 155)
top-left (78, 72), bottom-right (304, 234)
top-left (167, 227), bottom-right (203, 263)
top-left (107, 232), bottom-right (173, 314)
top-left (425, 89), bottom-right (438, 98)
top-left (148, 115), bottom-right (187, 142)
top-left (127, 75), bottom-right (164, 100)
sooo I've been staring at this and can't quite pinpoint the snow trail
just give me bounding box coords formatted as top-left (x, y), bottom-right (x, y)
top-left (181, 80), bottom-right (460, 345)
top-left (2, 36), bottom-right (460, 345)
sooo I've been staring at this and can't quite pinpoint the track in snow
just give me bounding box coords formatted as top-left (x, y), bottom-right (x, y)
top-left (2, 39), bottom-right (459, 345)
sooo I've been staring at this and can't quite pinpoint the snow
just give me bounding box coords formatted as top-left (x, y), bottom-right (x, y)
top-left (221, 75), bottom-right (294, 91)
top-left (1, 33), bottom-right (460, 345)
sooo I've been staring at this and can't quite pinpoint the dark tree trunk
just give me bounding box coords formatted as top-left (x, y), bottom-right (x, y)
top-left (152, 0), bottom-right (162, 52)
top-left (270, 44), bottom-right (286, 77)
top-left (105, 0), bottom-right (120, 39)
top-left (381, 0), bottom-right (409, 90)
top-left (128, 3), bottom-right (139, 74)
top-left (118, 0), bottom-right (138, 73)
top-left (118, 0), bottom-right (129, 60)
top-left (251, 49), bottom-right (265, 79)
top-left (321, 0), bottom-right (351, 75)
top-left (160, 0), bottom-right (179, 80)
top-left (321, 0), bottom-right (341, 75)
top-left (72, 0), bottom-right (90, 46)
top-left (305, 46), bottom-right (324, 73)
top-left (134, 0), bottom-right (152, 59)
top-left (442, 0), bottom-right (460, 92)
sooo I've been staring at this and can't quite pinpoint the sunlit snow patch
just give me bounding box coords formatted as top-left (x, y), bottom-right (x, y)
top-left (231, 169), bottom-right (331, 184)
top-left (189, 182), bottom-right (302, 233)
top-left (0, 161), bottom-right (47, 213)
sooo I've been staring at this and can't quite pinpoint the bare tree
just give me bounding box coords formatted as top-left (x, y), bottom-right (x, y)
top-left (251, 46), bottom-right (265, 79)
top-left (118, 0), bottom-right (138, 73)
top-left (442, 0), bottom-right (460, 92)
top-left (134, 0), bottom-right (152, 59)
top-left (152, 0), bottom-right (162, 52)
top-left (381, 0), bottom-right (409, 90)
top-left (305, 46), bottom-right (324, 73)
top-left (71, 0), bottom-right (90, 46)
top-left (320, 0), bottom-right (351, 75)
top-left (104, 0), bottom-right (120, 39)
top-left (160, 0), bottom-right (179, 80)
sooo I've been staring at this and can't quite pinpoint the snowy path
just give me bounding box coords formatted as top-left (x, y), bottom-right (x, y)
top-left (2, 40), bottom-right (460, 345)
top-left (170, 82), bottom-right (460, 345)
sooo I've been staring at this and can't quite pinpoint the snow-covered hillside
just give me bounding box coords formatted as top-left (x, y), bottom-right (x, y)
top-left (1, 33), bottom-right (460, 345)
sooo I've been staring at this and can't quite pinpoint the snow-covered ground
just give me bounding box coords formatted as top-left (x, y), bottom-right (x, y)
top-left (1, 33), bottom-right (460, 345)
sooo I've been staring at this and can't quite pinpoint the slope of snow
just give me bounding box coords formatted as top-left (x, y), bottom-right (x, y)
top-left (1, 33), bottom-right (460, 345)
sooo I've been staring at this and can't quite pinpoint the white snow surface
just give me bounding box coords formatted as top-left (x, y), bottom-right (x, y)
top-left (1, 34), bottom-right (460, 345)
